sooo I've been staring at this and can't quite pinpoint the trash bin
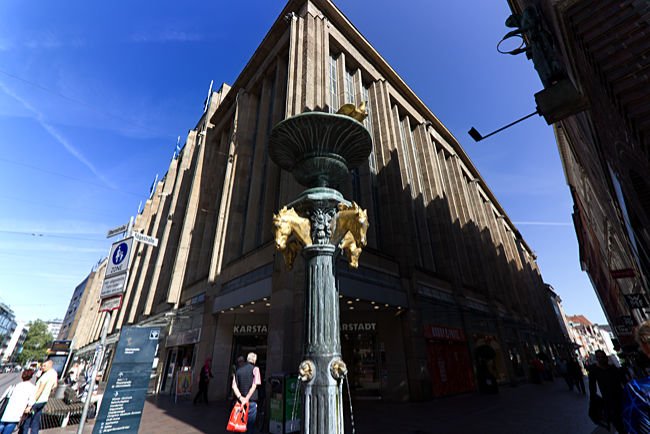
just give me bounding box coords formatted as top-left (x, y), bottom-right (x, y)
top-left (268, 373), bottom-right (300, 433)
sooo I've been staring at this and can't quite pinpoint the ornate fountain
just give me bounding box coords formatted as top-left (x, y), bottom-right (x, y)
top-left (269, 106), bottom-right (372, 433)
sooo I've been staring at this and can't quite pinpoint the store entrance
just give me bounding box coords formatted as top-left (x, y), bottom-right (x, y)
top-left (160, 344), bottom-right (196, 394)
top-left (228, 334), bottom-right (267, 397)
top-left (341, 329), bottom-right (381, 398)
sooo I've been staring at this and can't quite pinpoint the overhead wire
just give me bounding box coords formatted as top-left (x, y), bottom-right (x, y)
top-left (0, 229), bottom-right (106, 243)
top-left (0, 193), bottom-right (126, 220)
top-left (0, 156), bottom-right (142, 197)
top-left (0, 68), bottom-right (177, 140)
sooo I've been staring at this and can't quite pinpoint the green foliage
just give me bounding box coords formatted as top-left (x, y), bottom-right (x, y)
top-left (17, 320), bottom-right (53, 366)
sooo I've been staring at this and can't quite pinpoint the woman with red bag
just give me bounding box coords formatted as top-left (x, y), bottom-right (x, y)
top-left (231, 353), bottom-right (261, 433)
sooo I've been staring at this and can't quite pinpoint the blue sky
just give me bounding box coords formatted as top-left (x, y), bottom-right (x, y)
top-left (0, 0), bottom-right (606, 325)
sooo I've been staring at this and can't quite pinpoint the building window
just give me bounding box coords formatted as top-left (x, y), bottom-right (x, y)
top-left (329, 54), bottom-right (339, 113)
top-left (345, 69), bottom-right (356, 105)
top-left (409, 127), bottom-right (424, 194)
top-left (362, 84), bottom-right (375, 169)
top-left (398, 116), bottom-right (414, 197)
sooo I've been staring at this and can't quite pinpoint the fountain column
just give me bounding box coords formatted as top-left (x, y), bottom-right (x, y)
top-left (268, 110), bottom-right (372, 433)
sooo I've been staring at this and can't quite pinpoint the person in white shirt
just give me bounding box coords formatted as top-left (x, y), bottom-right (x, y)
top-left (20, 359), bottom-right (57, 434)
top-left (0, 369), bottom-right (36, 434)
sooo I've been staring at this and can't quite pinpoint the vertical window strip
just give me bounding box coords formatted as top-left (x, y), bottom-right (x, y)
top-left (362, 85), bottom-right (376, 173)
top-left (329, 54), bottom-right (339, 113)
top-left (256, 74), bottom-right (276, 246)
top-left (409, 128), bottom-right (424, 195)
top-left (398, 117), bottom-right (415, 198)
top-left (345, 69), bottom-right (356, 105)
top-left (239, 93), bottom-right (262, 255)
top-left (346, 70), bottom-right (360, 204)
top-left (362, 83), bottom-right (381, 249)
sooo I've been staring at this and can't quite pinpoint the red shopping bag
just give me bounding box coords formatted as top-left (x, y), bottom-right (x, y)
top-left (226, 402), bottom-right (248, 432)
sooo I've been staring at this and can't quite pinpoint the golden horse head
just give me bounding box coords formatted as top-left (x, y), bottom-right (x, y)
top-left (272, 206), bottom-right (312, 269)
top-left (335, 201), bottom-right (369, 247)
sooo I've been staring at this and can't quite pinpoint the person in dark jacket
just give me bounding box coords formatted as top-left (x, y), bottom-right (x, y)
top-left (193, 358), bottom-right (213, 404)
top-left (568, 357), bottom-right (586, 394)
top-left (589, 350), bottom-right (626, 433)
top-left (232, 352), bottom-right (261, 433)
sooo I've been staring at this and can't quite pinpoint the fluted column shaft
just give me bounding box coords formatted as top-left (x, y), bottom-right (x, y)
top-left (302, 244), bottom-right (343, 434)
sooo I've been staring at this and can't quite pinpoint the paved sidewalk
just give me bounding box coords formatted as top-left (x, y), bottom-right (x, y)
top-left (47, 378), bottom-right (611, 434)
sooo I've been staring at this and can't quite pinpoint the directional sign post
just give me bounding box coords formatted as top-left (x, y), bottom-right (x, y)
top-left (133, 232), bottom-right (159, 247)
top-left (106, 222), bottom-right (130, 239)
top-left (78, 218), bottom-right (135, 434)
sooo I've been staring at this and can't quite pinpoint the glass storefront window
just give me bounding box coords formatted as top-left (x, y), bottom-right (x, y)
top-left (342, 330), bottom-right (380, 397)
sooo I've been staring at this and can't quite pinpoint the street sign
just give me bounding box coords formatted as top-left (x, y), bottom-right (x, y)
top-left (133, 232), bottom-right (159, 247)
top-left (105, 237), bottom-right (134, 279)
top-left (100, 274), bottom-right (128, 299)
top-left (618, 315), bottom-right (635, 327)
top-left (611, 268), bottom-right (635, 279)
top-left (625, 293), bottom-right (648, 310)
top-left (93, 327), bottom-right (160, 434)
top-left (99, 295), bottom-right (123, 312)
top-left (616, 325), bottom-right (633, 336)
top-left (106, 223), bottom-right (130, 239)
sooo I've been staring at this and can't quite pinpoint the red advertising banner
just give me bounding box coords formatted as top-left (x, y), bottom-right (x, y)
top-left (426, 341), bottom-right (475, 397)
top-left (423, 324), bottom-right (466, 342)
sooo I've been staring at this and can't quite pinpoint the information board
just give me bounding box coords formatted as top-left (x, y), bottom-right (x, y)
top-left (93, 326), bottom-right (160, 434)
top-left (100, 274), bottom-right (128, 300)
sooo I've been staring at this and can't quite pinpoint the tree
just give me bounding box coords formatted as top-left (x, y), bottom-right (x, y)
top-left (17, 320), bottom-right (53, 366)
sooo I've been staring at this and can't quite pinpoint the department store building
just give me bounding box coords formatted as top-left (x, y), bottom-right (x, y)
top-left (71, 0), bottom-right (568, 402)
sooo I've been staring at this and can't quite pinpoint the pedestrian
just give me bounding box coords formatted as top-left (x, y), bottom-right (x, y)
top-left (568, 357), bottom-right (585, 394)
top-left (558, 357), bottom-right (572, 390)
top-left (19, 359), bottom-right (58, 434)
top-left (0, 369), bottom-right (36, 434)
top-left (66, 362), bottom-right (80, 386)
top-left (232, 352), bottom-right (261, 433)
top-left (623, 320), bottom-right (650, 433)
top-left (589, 349), bottom-right (626, 433)
top-left (193, 358), bottom-right (213, 405)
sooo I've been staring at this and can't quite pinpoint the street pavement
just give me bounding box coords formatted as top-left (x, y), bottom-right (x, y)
top-left (0, 373), bottom-right (613, 433)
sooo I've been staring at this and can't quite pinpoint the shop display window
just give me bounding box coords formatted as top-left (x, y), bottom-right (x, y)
top-left (342, 331), bottom-right (380, 397)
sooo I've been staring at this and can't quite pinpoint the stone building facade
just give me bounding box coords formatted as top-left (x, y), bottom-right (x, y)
top-left (504, 0), bottom-right (650, 343)
top-left (566, 315), bottom-right (616, 362)
top-left (72, 0), bottom-right (565, 401)
top-left (58, 273), bottom-right (92, 341)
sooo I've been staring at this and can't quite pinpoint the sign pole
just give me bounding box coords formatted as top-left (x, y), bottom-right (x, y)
top-left (77, 311), bottom-right (111, 434)
top-left (78, 219), bottom-right (133, 433)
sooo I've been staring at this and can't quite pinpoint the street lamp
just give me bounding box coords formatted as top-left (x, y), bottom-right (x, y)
top-left (268, 107), bottom-right (372, 433)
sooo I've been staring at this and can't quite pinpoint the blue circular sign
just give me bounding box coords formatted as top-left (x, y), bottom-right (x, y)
top-left (112, 243), bottom-right (128, 265)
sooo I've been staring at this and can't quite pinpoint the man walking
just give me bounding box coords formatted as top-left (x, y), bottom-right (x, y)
top-left (589, 350), bottom-right (626, 433)
top-left (232, 352), bottom-right (261, 433)
top-left (20, 359), bottom-right (58, 434)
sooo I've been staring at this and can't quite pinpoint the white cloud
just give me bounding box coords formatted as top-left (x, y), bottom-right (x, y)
top-left (0, 81), bottom-right (116, 189)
